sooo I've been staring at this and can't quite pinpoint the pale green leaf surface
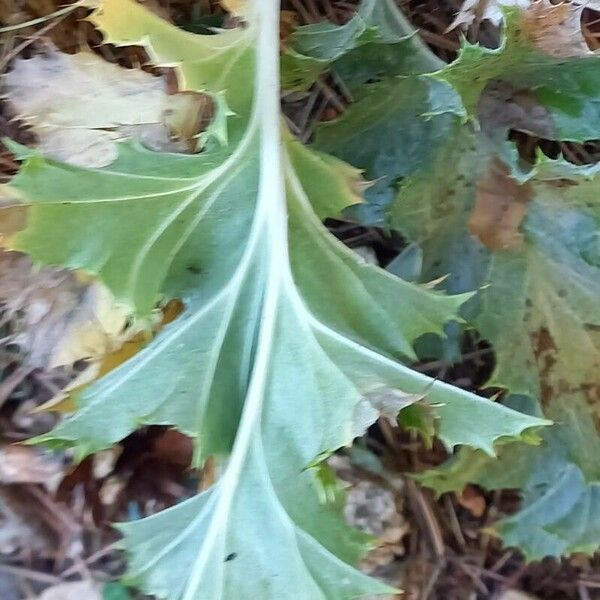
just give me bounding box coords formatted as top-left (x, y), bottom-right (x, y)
top-left (6, 0), bottom-right (547, 596)
top-left (285, 133), bottom-right (365, 219)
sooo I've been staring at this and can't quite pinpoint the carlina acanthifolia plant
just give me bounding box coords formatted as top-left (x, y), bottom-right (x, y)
top-left (6, 0), bottom-right (599, 597)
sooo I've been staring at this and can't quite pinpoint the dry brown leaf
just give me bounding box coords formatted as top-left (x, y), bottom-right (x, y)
top-left (37, 581), bottom-right (102, 600)
top-left (5, 48), bottom-right (205, 167)
top-left (478, 81), bottom-right (556, 139)
top-left (469, 158), bottom-right (532, 251)
top-left (220, 0), bottom-right (248, 17)
top-left (0, 445), bottom-right (63, 485)
top-left (522, 0), bottom-right (590, 58)
top-left (0, 252), bottom-right (129, 369)
top-left (38, 299), bottom-right (183, 413)
top-left (457, 485), bottom-right (486, 518)
top-left (0, 199), bottom-right (26, 238)
top-left (449, 0), bottom-right (530, 30)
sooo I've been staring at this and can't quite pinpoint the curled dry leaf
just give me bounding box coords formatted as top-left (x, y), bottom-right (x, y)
top-left (449, 0), bottom-right (530, 29)
top-left (522, 0), bottom-right (590, 58)
top-left (478, 81), bottom-right (556, 139)
top-left (469, 158), bottom-right (532, 251)
top-left (4, 49), bottom-right (205, 167)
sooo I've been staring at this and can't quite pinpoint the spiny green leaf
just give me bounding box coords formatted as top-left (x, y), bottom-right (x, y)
top-left (478, 176), bottom-right (600, 398)
top-left (449, 167), bottom-right (600, 558)
top-left (314, 76), bottom-right (465, 225)
top-left (389, 126), bottom-right (498, 362)
top-left (398, 142), bottom-right (600, 558)
top-left (420, 396), bottom-right (600, 560)
top-left (281, 0), bottom-right (442, 91)
top-left (306, 0), bottom-right (600, 560)
top-left (4, 0), bottom-right (548, 597)
top-left (436, 3), bottom-right (600, 141)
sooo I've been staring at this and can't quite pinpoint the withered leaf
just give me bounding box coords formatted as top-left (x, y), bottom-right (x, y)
top-left (449, 0), bottom-right (530, 29)
top-left (0, 252), bottom-right (129, 369)
top-left (469, 158), bottom-right (532, 251)
top-left (522, 0), bottom-right (590, 58)
top-left (5, 48), bottom-right (205, 167)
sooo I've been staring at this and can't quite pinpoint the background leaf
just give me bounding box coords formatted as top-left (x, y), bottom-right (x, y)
top-left (300, 0), bottom-right (600, 560)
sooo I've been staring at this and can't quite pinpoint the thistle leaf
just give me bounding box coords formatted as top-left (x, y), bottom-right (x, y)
top-left (306, 0), bottom-right (600, 560)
